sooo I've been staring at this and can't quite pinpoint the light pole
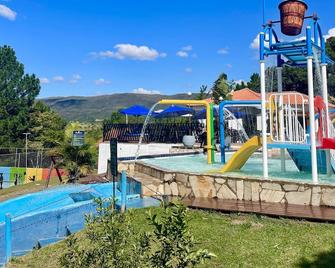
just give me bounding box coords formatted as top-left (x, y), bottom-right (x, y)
top-left (23, 133), bottom-right (31, 169)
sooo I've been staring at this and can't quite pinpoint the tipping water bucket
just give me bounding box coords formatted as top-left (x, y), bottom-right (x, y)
top-left (279, 0), bottom-right (308, 36)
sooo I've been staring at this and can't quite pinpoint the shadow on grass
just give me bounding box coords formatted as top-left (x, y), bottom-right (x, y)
top-left (297, 248), bottom-right (335, 268)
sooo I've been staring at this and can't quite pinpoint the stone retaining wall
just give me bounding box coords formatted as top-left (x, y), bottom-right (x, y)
top-left (118, 161), bottom-right (335, 207)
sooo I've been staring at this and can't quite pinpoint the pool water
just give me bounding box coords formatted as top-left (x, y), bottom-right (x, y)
top-left (143, 153), bottom-right (335, 185)
top-left (0, 183), bottom-right (160, 265)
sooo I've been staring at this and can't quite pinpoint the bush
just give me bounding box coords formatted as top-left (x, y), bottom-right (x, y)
top-left (60, 199), bottom-right (215, 268)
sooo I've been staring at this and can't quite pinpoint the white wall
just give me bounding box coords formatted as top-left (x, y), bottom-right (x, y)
top-left (98, 143), bottom-right (178, 174)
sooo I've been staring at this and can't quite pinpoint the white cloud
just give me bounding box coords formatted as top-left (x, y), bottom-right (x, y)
top-left (325, 27), bottom-right (335, 40)
top-left (176, 51), bottom-right (188, 58)
top-left (39, 78), bottom-right (50, 84)
top-left (185, 67), bottom-right (192, 73)
top-left (53, 76), bottom-right (65, 82)
top-left (0, 4), bottom-right (16, 21)
top-left (218, 48), bottom-right (229, 55)
top-left (69, 74), bottom-right (81, 84)
top-left (91, 44), bottom-right (166, 61)
top-left (226, 63), bottom-right (233, 68)
top-left (95, 78), bottom-right (111, 86)
top-left (133, 87), bottom-right (160, 95)
top-left (176, 45), bottom-right (193, 58)
top-left (250, 33), bottom-right (277, 50)
top-left (250, 34), bottom-right (260, 50)
top-left (182, 45), bottom-right (192, 51)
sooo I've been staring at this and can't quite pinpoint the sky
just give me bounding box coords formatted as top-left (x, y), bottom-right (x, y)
top-left (0, 0), bottom-right (334, 98)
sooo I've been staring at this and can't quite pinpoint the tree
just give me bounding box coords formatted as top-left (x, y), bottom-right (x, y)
top-left (50, 139), bottom-right (95, 182)
top-left (326, 37), bottom-right (335, 62)
top-left (197, 85), bottom-right (208, 100)
top-left (282, 66), bottom-right (308, 95)
top-left (29, 101), bottom-right (66, 148)
top-left (247, 73), bottom-right (260, 92)
top-left (211, 73), bottom-right (230, 103)
top-left (0, 45), bottom-right (40, 147)
top-left (234, 81), bottom-right (247, 91)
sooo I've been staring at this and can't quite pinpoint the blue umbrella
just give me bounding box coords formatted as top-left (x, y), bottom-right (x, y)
top-left (194, 107), bottom-right (219, 119)
top-left (154, 105), bottom-right (194, 118)
top-left (120, 105), bottom-right (150, 116)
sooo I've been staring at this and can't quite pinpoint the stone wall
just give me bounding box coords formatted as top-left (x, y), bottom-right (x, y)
top-left (118, 161), bottom-right (335, 207)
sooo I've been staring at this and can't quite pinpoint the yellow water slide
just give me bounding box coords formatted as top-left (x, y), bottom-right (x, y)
top-left (219, 136), bottom-right (262, 173)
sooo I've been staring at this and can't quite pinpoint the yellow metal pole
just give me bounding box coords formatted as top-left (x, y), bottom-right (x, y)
top-left (158, 99), bottom-right (213, 164)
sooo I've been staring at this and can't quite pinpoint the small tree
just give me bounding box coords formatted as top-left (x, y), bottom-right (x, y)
top-left (196, 85), bottom-right (208, 100)
top-left (60, 201), bottom-right (215, 268)
top-left (145, 201), bottom-right (215, 268)
top-left (50, 141), bottom-right (94, 182)
top-left (211, 73), bottom-right (230, 104)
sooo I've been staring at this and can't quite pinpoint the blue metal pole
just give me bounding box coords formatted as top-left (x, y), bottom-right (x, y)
top-left (5, 213), bottom-right (12, 263)
top-left (262, 0), bottom-right (266, 26)
top-left (219, 100), bottom-right (262, 164)
top-left (306, 26), bottom-right (312, 57)
top-left (260, 32), bottom-right (265, 61)
top-left (314, 21), bottom-right (319, 47)
top-left (121, 170), bottom-right (127, 213)
top-left (219, 103), bottom-right (225, 163)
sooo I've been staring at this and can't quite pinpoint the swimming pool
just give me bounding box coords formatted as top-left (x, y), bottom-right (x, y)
top-left (143, 153), bottom-right (335, 185)
top-left (0, 183), bottom-right (159, 265)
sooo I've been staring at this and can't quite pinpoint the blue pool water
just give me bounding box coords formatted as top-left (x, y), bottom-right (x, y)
top-left (0, 183), bottom-right (160, 265)
top-left (143, 153), bottom-right (335, 185)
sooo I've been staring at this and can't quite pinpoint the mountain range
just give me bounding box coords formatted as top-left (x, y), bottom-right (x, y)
top-left (41, 93), bottom-right (196, 121)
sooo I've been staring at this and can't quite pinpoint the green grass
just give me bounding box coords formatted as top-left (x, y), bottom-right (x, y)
top-left (7, 208), bottom-right (335, 268)
top-left (0, 177), bottom-right (62, 202)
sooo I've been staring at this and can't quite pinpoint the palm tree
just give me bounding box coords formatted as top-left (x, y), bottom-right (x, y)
top-left (197, 85), bottom-right (208, 100)
top-left (49, 141), bottom-right (94, 183)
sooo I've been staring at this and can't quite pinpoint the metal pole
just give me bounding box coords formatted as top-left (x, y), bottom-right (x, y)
top-left (5, 213), bottom-right (12, 263)
top-left (277, 67), bottom-right (286, 172)
top-left (306, 26), bottom-right (318, 183)
top-left (121, 170), bottom-right (127, 213)
top-left (260, 60), bottom-right (268, 179)
top-left (262, 0), bottom-right (266, 26)
top-left (23, 133), bottom-right (31, 169)
top-left (321, 63), bottom-right (332, 175)
top-left (307, 57), bottom-right (318, 183)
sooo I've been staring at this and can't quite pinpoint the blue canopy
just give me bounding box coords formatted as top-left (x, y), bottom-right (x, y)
top-left (120, 105), bottom-right (149, 116)
top-left (154, 105), bottom-right (194, 118)
top-left (194, 107), bottom-right (219, 119)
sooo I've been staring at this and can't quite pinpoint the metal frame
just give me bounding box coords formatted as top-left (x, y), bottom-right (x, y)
top-left (219, 100), bottom-right (261, 164)
top-left (259, 15), bottom-right (333, 183)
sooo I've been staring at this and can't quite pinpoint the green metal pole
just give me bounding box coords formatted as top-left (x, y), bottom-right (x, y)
top-left (209, 103), bottom-right (215, 163)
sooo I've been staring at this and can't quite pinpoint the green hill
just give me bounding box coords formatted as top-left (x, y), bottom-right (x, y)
top-left (41, 93), bottom-right (196, 121)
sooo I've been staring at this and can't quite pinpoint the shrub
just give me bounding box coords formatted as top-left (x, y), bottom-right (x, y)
top-left (60, 199), bottom-right (215, 268)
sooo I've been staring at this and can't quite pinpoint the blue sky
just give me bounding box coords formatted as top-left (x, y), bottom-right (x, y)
top-left (0, 0), bottom-right (334, 97)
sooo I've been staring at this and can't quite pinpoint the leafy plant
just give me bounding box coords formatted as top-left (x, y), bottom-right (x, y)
top-left (50, 142), bottom-right (94, 182)
top-left (59, 198), bottom-right (147, 268)
top-left (59, 200), bottom-right (215, 268)
top-left (145, 201), bottom-right (216, 268)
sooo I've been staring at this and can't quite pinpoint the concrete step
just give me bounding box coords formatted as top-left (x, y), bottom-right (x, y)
top-left (129, 172), bottom-right (164, 197)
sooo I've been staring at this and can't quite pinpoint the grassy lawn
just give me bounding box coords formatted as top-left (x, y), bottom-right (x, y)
top-left (7, 207), bottom-right (335, 268)
top-left (0, 177), bottom-right (62, 202)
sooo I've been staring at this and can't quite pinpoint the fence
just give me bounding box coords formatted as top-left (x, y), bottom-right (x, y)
top-left (0, 173), bottom-right (150, 266)
top-left (103, 123), bottom-right (202, 143)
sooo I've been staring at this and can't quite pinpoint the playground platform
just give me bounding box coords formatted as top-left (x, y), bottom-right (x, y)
top-left (179, 197), bottom-right (335, 223)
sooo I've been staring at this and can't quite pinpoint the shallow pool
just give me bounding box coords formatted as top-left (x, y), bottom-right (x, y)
top-left (143, 153), bottom-right (335, 185)
top-left (0, 183), bottom-right (159, 265)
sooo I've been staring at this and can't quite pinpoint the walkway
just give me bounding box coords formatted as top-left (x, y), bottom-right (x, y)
top-left (179, 198), bottom-right (335, 223)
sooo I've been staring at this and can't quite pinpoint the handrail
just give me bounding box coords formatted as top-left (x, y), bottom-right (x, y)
top-left (219, 100), bottom-right (261, 164)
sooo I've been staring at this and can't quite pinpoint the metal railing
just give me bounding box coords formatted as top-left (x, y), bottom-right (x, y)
top-left (103, 123), bottom-right (201, 143)
top-left (269, 93), bottom-right (307, 144)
